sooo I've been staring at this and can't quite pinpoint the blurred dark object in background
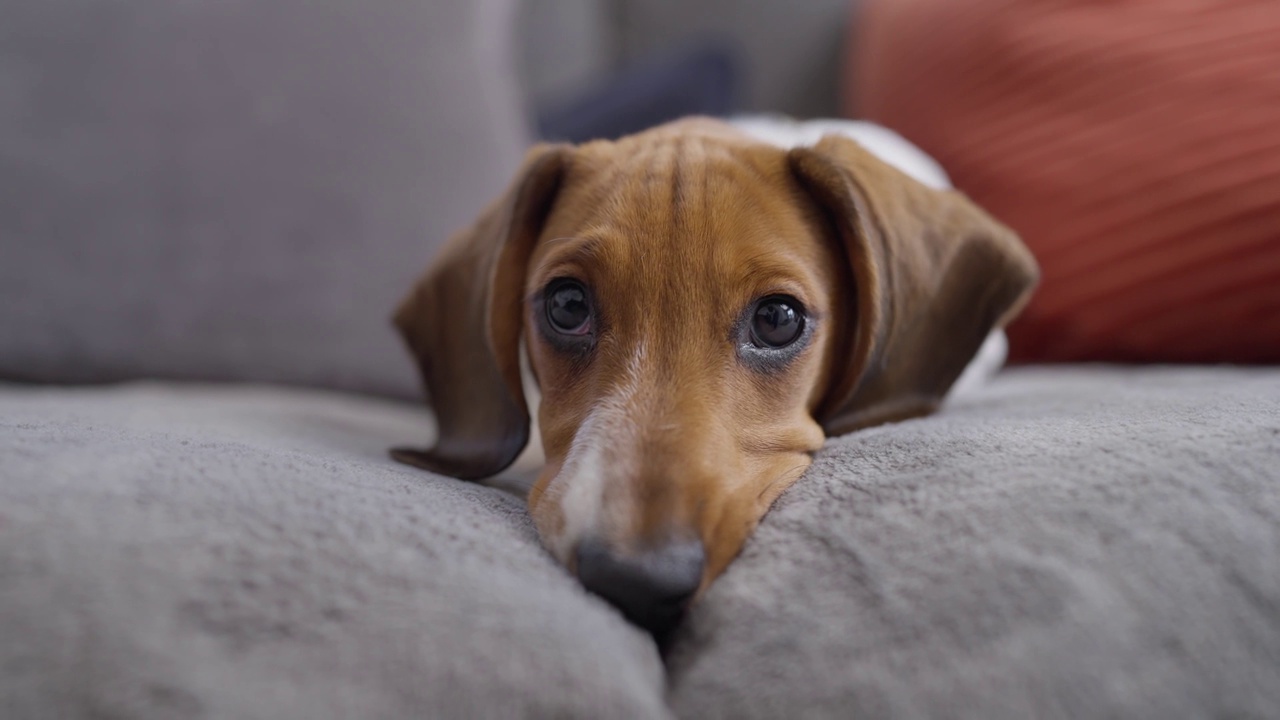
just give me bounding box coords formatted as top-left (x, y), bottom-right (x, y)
top-left (518, 0), bottom-right (853, 141)
top-left (536, 43), bottom-right (738, 144)
top-left (851, 0), bottom-right (1280, 364)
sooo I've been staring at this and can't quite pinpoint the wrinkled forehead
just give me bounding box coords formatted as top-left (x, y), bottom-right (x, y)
top-left (528, 134), bottom-right (838, 314)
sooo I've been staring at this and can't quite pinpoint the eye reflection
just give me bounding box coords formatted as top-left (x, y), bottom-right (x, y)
top-left (546, 280), bottom-right (591, 334)
top-left (750, 296), bottom-right (805, 347)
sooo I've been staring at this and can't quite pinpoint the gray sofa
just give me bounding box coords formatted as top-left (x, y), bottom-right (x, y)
top-left (3, 2), bottom-right (1279, 718)
top-left (5, 370), bottom-right (1278, 718)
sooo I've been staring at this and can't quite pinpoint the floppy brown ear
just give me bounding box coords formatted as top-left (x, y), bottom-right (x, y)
top-left (788, 135), bottom-right (1039, 435)
top-left (391, 144), bottom-right (569, 479)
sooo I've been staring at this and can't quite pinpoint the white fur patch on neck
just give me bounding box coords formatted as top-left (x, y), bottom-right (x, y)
top-left (730, 115), bottom-right (952, 190)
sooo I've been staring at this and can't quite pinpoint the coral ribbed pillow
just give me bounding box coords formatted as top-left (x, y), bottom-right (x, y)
top-left (850, 0), bottom-right (1280, 363)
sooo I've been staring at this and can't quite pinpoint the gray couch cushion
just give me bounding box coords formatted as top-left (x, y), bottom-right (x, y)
top-left (0, 0), bottom-right (527, 397)
top-left (4, 367), bottom-right (1278, 719)
top-left (0, 383), bottom-right (669, 719)
top-left (667, 367), bottom-right (1280, 719)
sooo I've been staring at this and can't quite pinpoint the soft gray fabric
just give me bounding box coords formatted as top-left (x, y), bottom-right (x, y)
top-left (667, 366), bottom-right (1280, 719)
top-left (0, 383), bottom-right (669, 720)
top-left (3, 368), bottom-right (1278, 719)
top-left (0, 0), bottom-right (528, 397)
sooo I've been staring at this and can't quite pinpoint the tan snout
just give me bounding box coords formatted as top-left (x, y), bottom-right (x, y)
top-left (527, 386), bottom-right (815, 635)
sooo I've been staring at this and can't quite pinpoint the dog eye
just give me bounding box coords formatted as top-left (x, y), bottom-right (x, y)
top-left (546, 280), bottom-right (591, 334)
top-left (750, 296), bottom-right (805, 348)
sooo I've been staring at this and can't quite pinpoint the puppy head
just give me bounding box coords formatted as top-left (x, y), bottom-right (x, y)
top-left (393, 118), bottom-right (1037, 635)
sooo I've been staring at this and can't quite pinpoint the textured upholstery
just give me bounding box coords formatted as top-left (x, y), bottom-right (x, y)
top-left (0, 0), bottom-right (529, 396)
top-left (852, 0), bottom-right (1280, 362)
top-left (4, 367), bottom-right (1278, 718)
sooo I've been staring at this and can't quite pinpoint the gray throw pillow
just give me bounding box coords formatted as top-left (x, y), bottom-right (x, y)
top-left (0, 0), bottom-right (528, 397)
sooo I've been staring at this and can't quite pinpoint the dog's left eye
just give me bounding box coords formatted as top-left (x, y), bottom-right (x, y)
top-left (546, 280), bottom-right (592, 334)
top-left (750, 296), bottom-right (805, 348)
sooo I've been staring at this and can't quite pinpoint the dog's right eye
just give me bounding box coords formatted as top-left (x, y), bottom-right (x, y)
top-left (545, 280), bottom-right (592, 334)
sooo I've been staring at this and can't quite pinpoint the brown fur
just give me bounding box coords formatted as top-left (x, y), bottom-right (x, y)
top-left (392, 118), bottom-right (1038, 595)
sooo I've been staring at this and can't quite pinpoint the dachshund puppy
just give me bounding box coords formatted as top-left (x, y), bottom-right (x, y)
top-left (392, 117), bottom-right (1038, 636)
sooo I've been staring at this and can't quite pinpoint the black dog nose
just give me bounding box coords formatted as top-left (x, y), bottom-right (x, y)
top-left (575, 537), bottom-right (705, 637)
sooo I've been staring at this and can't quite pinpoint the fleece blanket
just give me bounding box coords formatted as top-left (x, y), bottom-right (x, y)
top-left (2, 367), bottom-right (1278, 719)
